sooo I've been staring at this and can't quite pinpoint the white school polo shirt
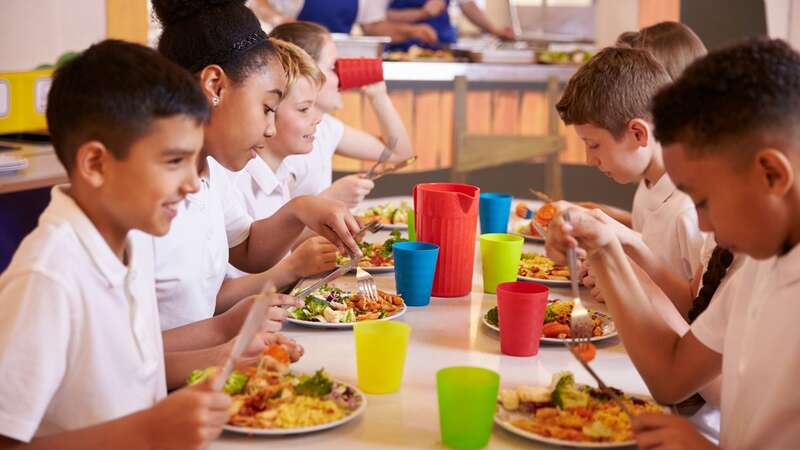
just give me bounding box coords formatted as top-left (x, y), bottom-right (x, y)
top-left (286, 113), bottom-right (345, 197)
top-left (232, 156), bottom-right (296, 221)
top-left (631, 174), bottom-right (706, 281)
top-left (154, 156), bottom-right (253, 330)
top-left (0, 186), bottom-right (166, 442)
top-left (691, 245), bottom-right (800, 449)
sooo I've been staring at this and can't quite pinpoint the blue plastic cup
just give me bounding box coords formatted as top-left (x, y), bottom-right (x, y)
top-left (393, 241), bottom-right (439, 307)
top-left (479, 193), bottom-right (512, 234)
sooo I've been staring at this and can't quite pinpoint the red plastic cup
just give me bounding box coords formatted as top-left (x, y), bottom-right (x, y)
top-left (413, 183), bottom-right (480, 297)
top-left (335, 58), bottom-right (384, 91)
top-left (497, 281), bottom-right (549, 356)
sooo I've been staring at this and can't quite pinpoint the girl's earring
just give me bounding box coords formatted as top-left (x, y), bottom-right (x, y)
top-left (211, 97), bottom-right (220, 107)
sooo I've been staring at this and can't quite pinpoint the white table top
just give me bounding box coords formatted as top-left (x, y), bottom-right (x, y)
top-left (211, 197), bottom-right (647, 450)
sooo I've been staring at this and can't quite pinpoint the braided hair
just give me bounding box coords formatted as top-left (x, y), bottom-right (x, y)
top-left (688, 246), bottom-right (734, 323)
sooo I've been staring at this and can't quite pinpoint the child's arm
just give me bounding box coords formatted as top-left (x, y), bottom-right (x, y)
top-left (387, 0), bottom-right (447, 23)
top-left (546, 208), bottom-right (722, 404)
top-left (162, 294), bottom-right (302, 353)
top-left (0, 378), bottom-right (230, 450)
top-left (335, 83), bottom-right (414, 163)
top-left (361, 21), bottom-right (438, 44)
top-left (576, 201), bottom-right (633, 228)
top-left (248, 0), bottom-right (290, 26)
top-left (229, 195), bottom-right (361, 273)
top-left (216, 236), bottom-right (338, 313)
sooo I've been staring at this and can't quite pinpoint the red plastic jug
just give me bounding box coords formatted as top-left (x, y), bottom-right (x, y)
top-left (413, 183), bottom-right (480, 297)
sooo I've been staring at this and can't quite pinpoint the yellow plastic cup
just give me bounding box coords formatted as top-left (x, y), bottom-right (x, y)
top-left (479, 233), bottom-right (524, 294)
top-left (354, 321), bottom-right (411, 394)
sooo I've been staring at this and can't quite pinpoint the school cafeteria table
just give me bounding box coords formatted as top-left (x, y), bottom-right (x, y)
top-left (211, 196), bottom-right (647, 449)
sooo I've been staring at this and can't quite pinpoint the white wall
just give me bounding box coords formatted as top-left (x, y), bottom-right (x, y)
top-left (0, 0), bottom-right (106, 71)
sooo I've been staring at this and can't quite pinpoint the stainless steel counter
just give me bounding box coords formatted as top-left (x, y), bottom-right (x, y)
top-left (382, 61), bottom-right (576, 83)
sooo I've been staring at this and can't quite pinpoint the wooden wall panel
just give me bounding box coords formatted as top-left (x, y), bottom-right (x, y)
top-left (439, 91), bottom-right (454, 167)
top-left (519, 91), bottom-right (548, 136)
top-left (465, 91), bottom-right (492, 134)
top-left (638, 0), bottom-right (680, 28)
top-left (413, 91), bottom-right (442, 170)
top-left (491, 90), bottom-right (520, 135)
top-left (106, 0), bottom-right (148, 44)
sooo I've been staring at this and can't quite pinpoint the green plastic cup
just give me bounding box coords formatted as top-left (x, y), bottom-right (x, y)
top-left (437, 366), bottom-right (500, 450)
top-left (407, 209), bottom-right (416, 241)
top-left (479, 233), bottom-right (523, 294)
top-left (354, 321), bottom-right (411, 394)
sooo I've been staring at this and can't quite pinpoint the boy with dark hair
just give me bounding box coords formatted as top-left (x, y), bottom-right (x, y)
top-left (0, 39), bottom-right (282, 450)
top-left (547, 38), bottom-right (800, 449)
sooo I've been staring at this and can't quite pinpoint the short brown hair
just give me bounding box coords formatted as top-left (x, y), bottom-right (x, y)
top-left (270, 38), bottom-right (326, 90)
top-left (617, 21), bottom-right (707, 80)
top-left (270, 21), bottom-right (330, 62)
top-left (556, 47), bottom-right (672, 139)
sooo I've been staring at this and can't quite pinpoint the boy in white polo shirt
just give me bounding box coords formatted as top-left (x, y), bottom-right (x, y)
top-left (0, 40), bottom-right (250, 449)
top-left (556, 47), bottom-right (706, 288)
top-left (547, 38), bottom-right (800, 449)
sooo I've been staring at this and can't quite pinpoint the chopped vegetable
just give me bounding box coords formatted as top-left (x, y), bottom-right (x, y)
top-left (295, 369), bottom-right (333, 397)
top-left (186, 367), bottom-right (249, 395)
top-left (551, 372), bottom-right (589, 410)
top-left (263, 343), bottom-right (290, 364)
top-left (305, 296), bottom-right (330, 316)
top-left (575, 342), bottom-right (597, 363)
top-left (485, 306), bottom-right (499, 327)
top-left (542, 322), bottom-right (570, 338)
top-left (582, 420), bottom-right (614, 438)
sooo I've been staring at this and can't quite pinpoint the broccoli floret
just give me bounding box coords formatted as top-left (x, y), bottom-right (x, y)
top-left (305, 295), bottom-right (331, 316)
top-left (380, 229), bottom-right (407, 257)
top-left (544, 303), bottom-right (558, 323)
top-left (186, 368), bottom-right (249, 395)
top-left (485, 307), bottom-right (499, 326)
top-left (290, 307), bottom-right (310, 320)
top-left (295, 369), bottom-right (333, 397)
top-left (223, 370), bottom-right (249, 395)
top-left (551, 372), bottom-right (589, 409)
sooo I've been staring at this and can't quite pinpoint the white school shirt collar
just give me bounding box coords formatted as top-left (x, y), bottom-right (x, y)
top-left (638, 172), bottom-right (678, 212)
top-left (245, 156), bottom-right (296, 200)
top-left (42, 186), bottom-right (131, 289)
top-left (772, 240), bottom-right (800, 288)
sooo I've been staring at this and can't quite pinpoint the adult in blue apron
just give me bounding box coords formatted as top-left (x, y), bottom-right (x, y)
top-left (297, 0), bottom-right (360, 33)
top-left (387, 0), bottom-right (456, 51)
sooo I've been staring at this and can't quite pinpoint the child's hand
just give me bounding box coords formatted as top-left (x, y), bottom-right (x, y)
top-left (580, 260), bottom-right (604, 302)
top-left (222, 293), bottom-right (303, 335)
top-left (237, 331), bottom-right (304, 365)
top-left (422, 0), bottom-right (447, 18)
top-left (292, 195), bottom-right (363, 256)
top-left (633, 413), bottom-right (719, 450)
top-left (286, 236), bottom-right (338, 277)
top-left (545, 207), bottom-right (617, 264)
top-left (145, 376), bottom-right (231, 450)
top-left (324, 174), bottom-right (375, 208)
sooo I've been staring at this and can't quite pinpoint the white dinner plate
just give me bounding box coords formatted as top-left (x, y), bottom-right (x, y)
top-left (517, 275), bottom-right (572, 287)
top-left (223, 381), bottom-right (367, 436)
top-left (287, 305), bottom-right (407, 329)
top-left (495, 412), bottom-right (636, 448)
top-left (481, 309), bottom-right (618, 343)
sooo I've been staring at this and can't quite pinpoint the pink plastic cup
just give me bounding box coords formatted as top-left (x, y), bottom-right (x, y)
top-left (496, 281), bottom-right (549, 356)
top-left (335, 58), bottom-right (384, 90)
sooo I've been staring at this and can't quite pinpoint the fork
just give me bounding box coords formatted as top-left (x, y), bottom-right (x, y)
top-left (356, 267), bottom-right (379, 302)
top-left (563, 211), bottom-right (594, 340)
top-left (562, 339), bottom-right (635, 418)
top-left (528, 188), bottom-right (554, 203)
top-left (353, 219), bottom-right (383, 243)
top-left (364, 137), bottom-right (398, 179)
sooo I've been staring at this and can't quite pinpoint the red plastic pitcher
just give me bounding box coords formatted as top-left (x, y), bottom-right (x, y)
top-left (413, 183), bottom-right (480, 297)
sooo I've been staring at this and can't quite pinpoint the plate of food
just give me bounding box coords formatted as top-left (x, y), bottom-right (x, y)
top-left (495, 371), bottom-right (664, 448)
top-left (511, 202), bottom-right (556, 243)
top-left (482, 298), bottom-right (617, 344)
top-left (518, 252), bottom-right (572, 287)
top-left (336, 229), bottom-right (406, 273)
top-left (187, 346), bottom-right (366, 436)
top-left (288, 284), bottom-right (406, 329)
top-left (356, 202), bottom-right (411, 230)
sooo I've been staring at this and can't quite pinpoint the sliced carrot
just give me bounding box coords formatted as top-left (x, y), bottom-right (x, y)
top-left (576, 342), bottom-right (597, 363)
top-left (542, 322), bottom-right (571, 338)
top-left (263, 343), bottom-right (290, 364)
top-left (515, 203), bottom-right (531, 219)
top-left (535, 203), bottom-right (557, 225)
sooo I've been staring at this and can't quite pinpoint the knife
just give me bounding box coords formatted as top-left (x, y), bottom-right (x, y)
top-left (293, 256), bottom-right (363, 300)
